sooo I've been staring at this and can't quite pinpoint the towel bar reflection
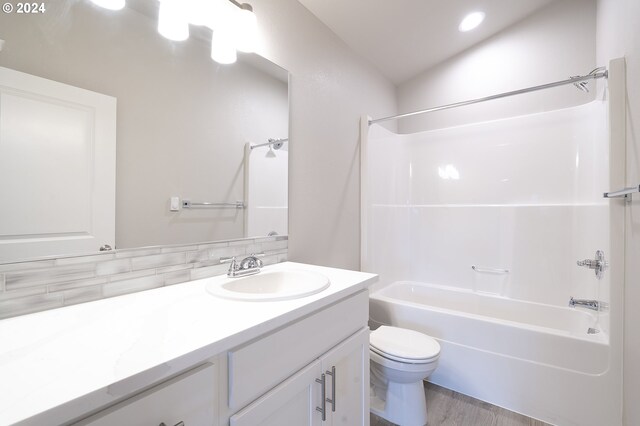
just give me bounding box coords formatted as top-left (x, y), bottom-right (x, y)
top-left (182, 200), bottom-right (245, 209)
top-left (603, 185), bottom-right (640, 200)
top-left (472, 265), bottom-right (509, 274)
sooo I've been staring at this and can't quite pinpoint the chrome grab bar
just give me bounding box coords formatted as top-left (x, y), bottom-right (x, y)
top-left (603, 185), bottom-right (640, 200)
top-left (471, 265), bottom-right (509, 274)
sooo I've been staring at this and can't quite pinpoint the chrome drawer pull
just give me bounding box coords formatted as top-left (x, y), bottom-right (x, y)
top-left (316, 373), bottom-right (326, 421)
top-left (326, 366), bottom-right (336, 412)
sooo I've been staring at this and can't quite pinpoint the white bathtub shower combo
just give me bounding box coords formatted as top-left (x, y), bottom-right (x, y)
top-left (362, 60), bottom-right (626, 425)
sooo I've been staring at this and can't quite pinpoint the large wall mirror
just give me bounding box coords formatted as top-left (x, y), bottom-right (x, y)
top-left (0, 0), bottom-right (289, 263)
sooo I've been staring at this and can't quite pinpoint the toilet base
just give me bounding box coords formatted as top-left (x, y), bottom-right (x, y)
top-left (370, 379), bottom-right (427, 426)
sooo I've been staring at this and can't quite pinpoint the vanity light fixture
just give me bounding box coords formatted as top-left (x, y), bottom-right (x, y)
top-left (233, 3), bottom-right (258, 53)
top-left (458, 11), bottom-right (485, 32)
top-left (88, 0), bottom-right (258, 65)
top-left (208, 0), bottom-right (258, 63)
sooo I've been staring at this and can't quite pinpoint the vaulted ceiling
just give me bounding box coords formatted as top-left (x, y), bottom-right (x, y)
top-left (297, 0), bottom-right (557, 84)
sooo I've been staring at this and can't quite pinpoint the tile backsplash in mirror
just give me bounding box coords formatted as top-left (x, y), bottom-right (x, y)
top-left (0, 236), bottom-right (287, 319)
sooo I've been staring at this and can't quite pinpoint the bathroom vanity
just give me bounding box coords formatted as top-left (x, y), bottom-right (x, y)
top-left (0, 262), bottom-right (376, 426)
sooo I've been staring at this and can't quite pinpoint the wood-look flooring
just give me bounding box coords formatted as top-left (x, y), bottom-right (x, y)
top-left (370, 382), bottom-right (550, 426)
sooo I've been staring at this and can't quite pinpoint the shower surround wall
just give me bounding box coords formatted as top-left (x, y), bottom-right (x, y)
top-left (365, 101), bottom-right (610, 316)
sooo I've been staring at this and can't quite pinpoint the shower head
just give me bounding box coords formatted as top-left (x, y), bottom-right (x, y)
top-left (573, 80), bottom-right (590, 93)
top-left (571, 67), bottom-right (607, 93)
top-left (268, 138), bottom-right (285, 150)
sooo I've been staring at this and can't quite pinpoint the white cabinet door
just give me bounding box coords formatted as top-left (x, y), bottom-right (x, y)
top-left (321, 327), bottom-right (370, 426)
top-left (227, 290), bottom-right (368, 411)
top-left (76, 364), bottom-right (217, 426)
top-left (0, 66), bottom-right (116, 261)
top-left (230, 360), bottom-right (324, 426)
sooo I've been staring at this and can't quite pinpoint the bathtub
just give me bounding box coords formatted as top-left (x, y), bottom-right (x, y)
top-left (369, 281), bottom-right (616, 426)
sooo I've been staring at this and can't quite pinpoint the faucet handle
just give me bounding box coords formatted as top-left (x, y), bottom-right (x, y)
top-left (576, 250), bottom-right (607, 279)
top-left (249, 253), bottom-right (265, 267)
top-left (241, 254), bottom-right (264, 269)
top-left (220, 256), bottom-right (239, 276)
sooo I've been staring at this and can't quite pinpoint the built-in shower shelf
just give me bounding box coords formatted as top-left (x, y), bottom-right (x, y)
top-left (603, 185), bottom-right (640, 200)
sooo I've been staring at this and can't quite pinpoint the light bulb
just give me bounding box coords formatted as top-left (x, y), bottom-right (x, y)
top-left (234, 5), bottom-right (257, 53)
top-left (158, 0), bottom-right (189, 41)
top-left (210, 30), bottom-right (237, 64)
top-left (90, 0), bottom-right (125, 10)
top-left (458, 11), bottom-right (485, 32)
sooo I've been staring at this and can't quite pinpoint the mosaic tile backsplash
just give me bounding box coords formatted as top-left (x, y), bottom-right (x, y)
top-left (0, 236), bottom-right (287, 319)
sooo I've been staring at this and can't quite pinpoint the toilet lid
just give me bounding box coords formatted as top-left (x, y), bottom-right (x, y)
top-left (370, 326), bottom-right (440, 362)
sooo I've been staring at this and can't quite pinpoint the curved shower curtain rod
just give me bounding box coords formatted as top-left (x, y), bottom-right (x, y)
top-left (369, 67), bottom-right (608, 125)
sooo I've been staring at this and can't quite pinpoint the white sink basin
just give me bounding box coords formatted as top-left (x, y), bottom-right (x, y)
top-left (205, 269), bottom-right (330, 301)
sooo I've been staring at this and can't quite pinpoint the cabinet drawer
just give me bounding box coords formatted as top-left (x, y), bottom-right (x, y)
top-left (228, 290), bottom-right (368, 410)
top-left (76, 363), bottom-right (217, 426)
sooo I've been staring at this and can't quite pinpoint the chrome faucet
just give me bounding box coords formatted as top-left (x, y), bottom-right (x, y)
top-left (568, 297), bottom-right (601, 311)
top-left (220, 253), bottom-right (264, 277)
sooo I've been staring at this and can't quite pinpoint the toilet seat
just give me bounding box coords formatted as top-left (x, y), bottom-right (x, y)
top-left (370, 346), bottom-right (439, 364)
top-left (370, 326), bottom-right (440, 364)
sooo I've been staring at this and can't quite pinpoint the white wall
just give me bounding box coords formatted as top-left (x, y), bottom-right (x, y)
top-left (251, 0), bottom-right (397, 269)
top-left (397, 0), bottom-right (597, 133)
top-left (596, 1), bottom-right (640, 425)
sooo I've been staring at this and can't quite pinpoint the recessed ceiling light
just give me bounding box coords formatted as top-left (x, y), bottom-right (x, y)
top-left (458, 11), bottom-right (485, 32)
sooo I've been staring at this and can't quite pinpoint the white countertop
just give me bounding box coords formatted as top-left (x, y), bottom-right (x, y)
top-left (0, 262), bottom-right (377, 426)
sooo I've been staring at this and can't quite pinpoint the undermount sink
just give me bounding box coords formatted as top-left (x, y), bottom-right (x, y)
top-left (205, 269), bottom-right (330, 301)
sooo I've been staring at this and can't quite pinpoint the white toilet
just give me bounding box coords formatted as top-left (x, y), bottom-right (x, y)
top-left (369, 326), bottom-right (441, 426)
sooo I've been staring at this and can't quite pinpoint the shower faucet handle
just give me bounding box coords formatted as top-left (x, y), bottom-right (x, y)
top-left (576, 250), bottom-right (607, 279)
top-left (576, 259), bottom-right (598, 268)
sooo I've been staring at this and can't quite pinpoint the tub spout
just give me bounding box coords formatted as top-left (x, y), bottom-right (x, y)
top-left (569, 297), bottom-right (600, 311)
